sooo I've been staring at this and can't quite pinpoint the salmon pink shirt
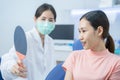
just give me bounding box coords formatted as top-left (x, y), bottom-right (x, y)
top-left (62, 49), bottom-right (120, 80)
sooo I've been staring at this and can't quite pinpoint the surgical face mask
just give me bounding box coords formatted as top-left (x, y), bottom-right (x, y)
top-left (36, 21), bottom-right (55, 35)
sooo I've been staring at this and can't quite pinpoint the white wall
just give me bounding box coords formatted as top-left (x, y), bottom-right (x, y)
top-left (0, 0), bottom-right (101, 56)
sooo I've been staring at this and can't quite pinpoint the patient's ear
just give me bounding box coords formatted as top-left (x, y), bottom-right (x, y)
top-left (97, 26), bottom-right (103, 36)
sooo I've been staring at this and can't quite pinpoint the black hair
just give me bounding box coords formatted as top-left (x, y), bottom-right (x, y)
top-left (80, 10), bottom-right (115, 53)
top-left (35, 3), bottom-right (57, 21)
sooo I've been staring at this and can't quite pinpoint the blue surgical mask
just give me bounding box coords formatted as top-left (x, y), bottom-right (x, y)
top-left (36, 21), bottom-right (55, 35)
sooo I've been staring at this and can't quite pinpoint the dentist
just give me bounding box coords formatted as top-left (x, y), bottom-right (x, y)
top-left (1, 3), bottom-right (57, 80)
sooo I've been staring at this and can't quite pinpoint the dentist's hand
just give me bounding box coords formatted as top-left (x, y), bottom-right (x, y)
top-left (11, 60), bottom-right (27, 78)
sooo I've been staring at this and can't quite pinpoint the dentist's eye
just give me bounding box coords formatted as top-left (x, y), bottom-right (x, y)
top-left (48, 19), bottom-right (54, 22)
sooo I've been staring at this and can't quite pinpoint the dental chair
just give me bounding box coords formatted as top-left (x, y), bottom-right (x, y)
top-left (45, 62), bottom-right (65, 80)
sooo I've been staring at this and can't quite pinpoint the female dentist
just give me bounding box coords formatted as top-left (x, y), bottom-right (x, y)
top-left (1, 3), bottom-right (57, 80)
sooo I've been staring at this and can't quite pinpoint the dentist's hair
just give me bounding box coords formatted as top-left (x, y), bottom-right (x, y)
top-left (35, 3), bottom-right (57, 21)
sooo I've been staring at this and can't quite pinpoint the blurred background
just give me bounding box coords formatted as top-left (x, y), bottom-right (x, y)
top-left (0, 0), bottom-right (120, 63)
